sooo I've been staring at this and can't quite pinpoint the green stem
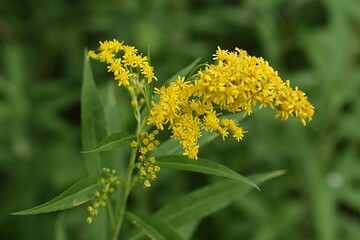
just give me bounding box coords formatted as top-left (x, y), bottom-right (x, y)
top-left (112, 76), bottom-right (144, 239)
top-left (107, 196), bottom-right (115, 230)
top-left (111, 147), bottom-right (138, 240)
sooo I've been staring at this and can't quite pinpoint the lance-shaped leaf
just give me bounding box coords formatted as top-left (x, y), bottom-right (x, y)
top-left (126, 212), bottom-right (183, 240)
top-left (81, 132), bottom-right (136, 153)
top-left (11, 177), bottom-right (101, 215)
top-left (157, 170), bottom-right (285, 226)
top-left (151, 138), bottom-right (181, 157)
top-left (81, 50), bottom-right (108, 175)
top-left (128, 170), bottom-right (285, 240)
top-left (82, 50), bottom-right (110, 240)
top-left (155, 155), bottom-right (259, 190)
top-left (166, 57), bottom-right (202, 84)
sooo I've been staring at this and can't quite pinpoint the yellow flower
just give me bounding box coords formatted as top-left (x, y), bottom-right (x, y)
top-left (143, 179), bottom-right (151, 188)
top-left (148, 77), bottom-right (193, 128)
top-left (275, 80), bottom-right (314, 126)
top-left (149, 47), bottom-right (314, 159)
top-left (141, 63), bottom-right (157, 83)
top-left (135, 131), bottom-right (161, 187)
top-left (148, 156), bottom-right (156, 163)
top-left (146, 142), bottom-right (154, 152)
top-left (122, 52), bottom-right (145, 68)
top-left (220, 119), bottom-right (244, 141)
top-left (87, 50), bottom-right (97, 60)
top-left (98, 50), bottom-right (114, 63)
top-left (122, 45), bottom-right (138, 56)
top-left (114, 68), bottom-right (131, 86)
top-left (130, 140), bottom-right (138, 148)
top-left (139, 147), bottom-right (148, 155)
top-left (107, 58), bottom-right (123, 75)
top-left (202, 110), bottom-right (221, 132)
top-left (88, 39), bottom-right (157, 90)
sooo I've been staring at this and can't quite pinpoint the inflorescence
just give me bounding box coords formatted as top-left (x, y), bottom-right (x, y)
top-left (131, 131), bottom-right (161, 188)
top-left (87, 39), bottom-right (157, 87)
top-left (86, 168), bottom-right (121, 224)
top-left (88, 40), bottom-right (314, 182)
top-left (148, 47), bottom-right (314, 159)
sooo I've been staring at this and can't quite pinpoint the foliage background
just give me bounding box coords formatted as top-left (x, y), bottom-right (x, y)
top-left (1, 0), bottom-right (360, 239)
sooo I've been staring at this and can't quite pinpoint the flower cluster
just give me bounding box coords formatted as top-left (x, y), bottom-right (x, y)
top-left (86, 168), bottom-right (121, 224)
top-left (131, 131), bottom-right (161, 188)
top-left (198, 48), bottom-right (315, 125)
top-left (87, 39), bottom-right (157, 87)
top-left (148, 47), bottom-right (314, 159)
top-left (88, 39), bottom-right (314, 163)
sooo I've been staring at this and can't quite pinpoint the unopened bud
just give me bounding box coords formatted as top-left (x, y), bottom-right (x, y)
top-left (86, 217), bottom-right (93, 224)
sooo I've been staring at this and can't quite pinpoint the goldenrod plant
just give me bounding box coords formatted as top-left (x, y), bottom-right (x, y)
top-left (12, 39), bottom-right (314, 240)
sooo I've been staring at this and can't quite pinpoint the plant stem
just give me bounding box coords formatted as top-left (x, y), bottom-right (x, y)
top-left (111, 147), bottom-right (138, 240)
top-left (112, 76), bottom-right (145, 239)
top-left (107, 196), bottom-right (115, 230)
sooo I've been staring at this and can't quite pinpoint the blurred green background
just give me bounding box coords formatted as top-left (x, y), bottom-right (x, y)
top-left (1, 0), bottom-right (360, 239)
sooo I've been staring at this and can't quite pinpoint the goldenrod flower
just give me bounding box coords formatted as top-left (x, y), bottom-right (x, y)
top-left (86, 168), bottom-right (120, 224)
top-left (274, 80), bottom-right (315, 125)
top-left (134, 131), bottom-right (161, 188)
top-left (90, 39), bottom-right (314, 176)
top-left (143, 179), bottom-right (151, 188)
top-left (87, 50), bottom-right (97, 60)
top-left (149, 47), bottom-right (315, 160)
top-left (88, 39), bottom-right (157, 87)
top-left (139, 147), bottom-right (148, 155)
top-left (130, 140), bottom-right (138, 148)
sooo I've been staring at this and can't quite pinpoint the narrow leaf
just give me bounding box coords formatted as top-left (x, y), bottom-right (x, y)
top-left (126, 212), bottom-right (183, 240)
top-left (12, 177), bottom-right (101, 215)
top-left (155, 155), bottom-right (259, 190)
top-left (152, 138), bottom-right (181, 157)
top-left (166, 57), bottom-right (202, 84)
top-left (156, 170), bottom-right (285, 227)
top-left (176, 219), bottom-right (200, 240)
top-left (186, 63), bottom-right (207, 80)
top-left (81, 132), bottom-right (136, 153)
top-left (81, 50), bottom-right (108, 175)
top-left (128, 170), bottom-right (285, 240)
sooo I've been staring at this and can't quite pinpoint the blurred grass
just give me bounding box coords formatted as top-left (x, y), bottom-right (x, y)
top-left (1, 0), bottom-right (360, 239)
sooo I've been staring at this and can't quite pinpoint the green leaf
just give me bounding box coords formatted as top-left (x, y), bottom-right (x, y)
top-left (155, 155), bottom-right (259, 190)
top-left (128, 170), bottom-right (285, 240)
top-left (176, 219), bottom-right (200, 240)
top-left (11, 177), bottom-right (101, 215)
top-left (81, 132), bottom-right (136, 153)
top-left (157, 170), bottom-right (285, 226)
top-left (151, 138), bottom-right (181, 157)
top-left (165, 57), bottom-right (201, 85)
top-left (126, 212), bottom-right (183, 240)
top-left (186, 63), bottom-right (207, 80)
top-left (81, 50), bottom-right (108, 175)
